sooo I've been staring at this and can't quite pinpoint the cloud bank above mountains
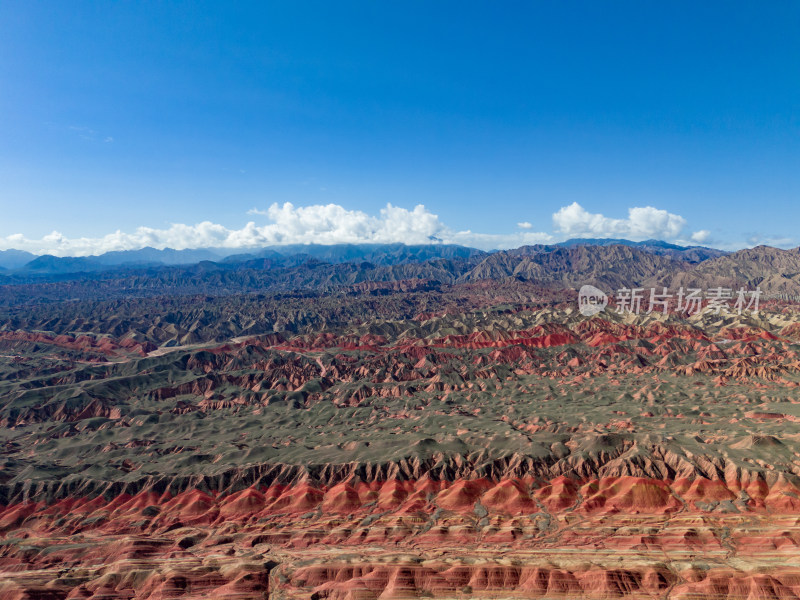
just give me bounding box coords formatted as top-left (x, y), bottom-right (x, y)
top-left (1, 202), bottom-right (716, 256)
top-left (552, 203), bottom-right (687, 240)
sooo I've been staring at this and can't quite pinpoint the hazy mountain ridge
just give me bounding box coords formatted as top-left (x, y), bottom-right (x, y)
top-left (2, 242), bottom-right (800, 308)
top-left (0, 249), bottom-right (38, 269)
top-left (553, 238), bottom-right (727, 262)
top-left (0, 238), bottom-right (722, 272)
top-left (0, 243), bottom-right (488, 273)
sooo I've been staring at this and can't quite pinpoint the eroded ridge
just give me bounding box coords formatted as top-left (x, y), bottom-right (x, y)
top-left (4, 286), bottom-right (800, 598)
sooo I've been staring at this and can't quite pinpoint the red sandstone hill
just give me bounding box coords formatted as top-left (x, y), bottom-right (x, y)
top-left (2, 246), bottom-right (800, 599)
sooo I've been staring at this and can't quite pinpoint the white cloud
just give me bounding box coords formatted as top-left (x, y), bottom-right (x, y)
top-left (1, 201), bottom-right (702, 256)
top-left (448, 230), bottom-right (553, 249)
top-left (690, 229), bottom-right (711, 243)
top-left (0, 203), bottom-right (456, 256)
top-left (744, 234), bottom-right (796, 249)
top-left (552, 202), bottom-right (686, 240)
top-left (260, 202), bottom-right (445, 245)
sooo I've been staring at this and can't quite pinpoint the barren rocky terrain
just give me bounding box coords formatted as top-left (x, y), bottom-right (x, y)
top-left (3, 244), bottom-right (800, 599)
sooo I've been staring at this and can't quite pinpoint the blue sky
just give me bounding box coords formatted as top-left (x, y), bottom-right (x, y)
top-left (1, 1), bottom-right (799, 254)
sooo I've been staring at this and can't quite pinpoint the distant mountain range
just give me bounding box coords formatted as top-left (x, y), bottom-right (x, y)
top-left (0, 247), bottom-right (232, 273)
top-left (0, 249), bottom-right (39, 270)
top-left (4, 238), bottom-right (800, 307)
top-left (0, 239), bottom-right (724, 273)
top-left (551, 238), bottom-right (727, 262)
top-left (2, 239), bottom-right (800, 309)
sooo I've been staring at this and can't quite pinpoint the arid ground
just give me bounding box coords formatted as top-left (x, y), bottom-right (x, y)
top-left (3, 244), bottom-right (800, 599)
